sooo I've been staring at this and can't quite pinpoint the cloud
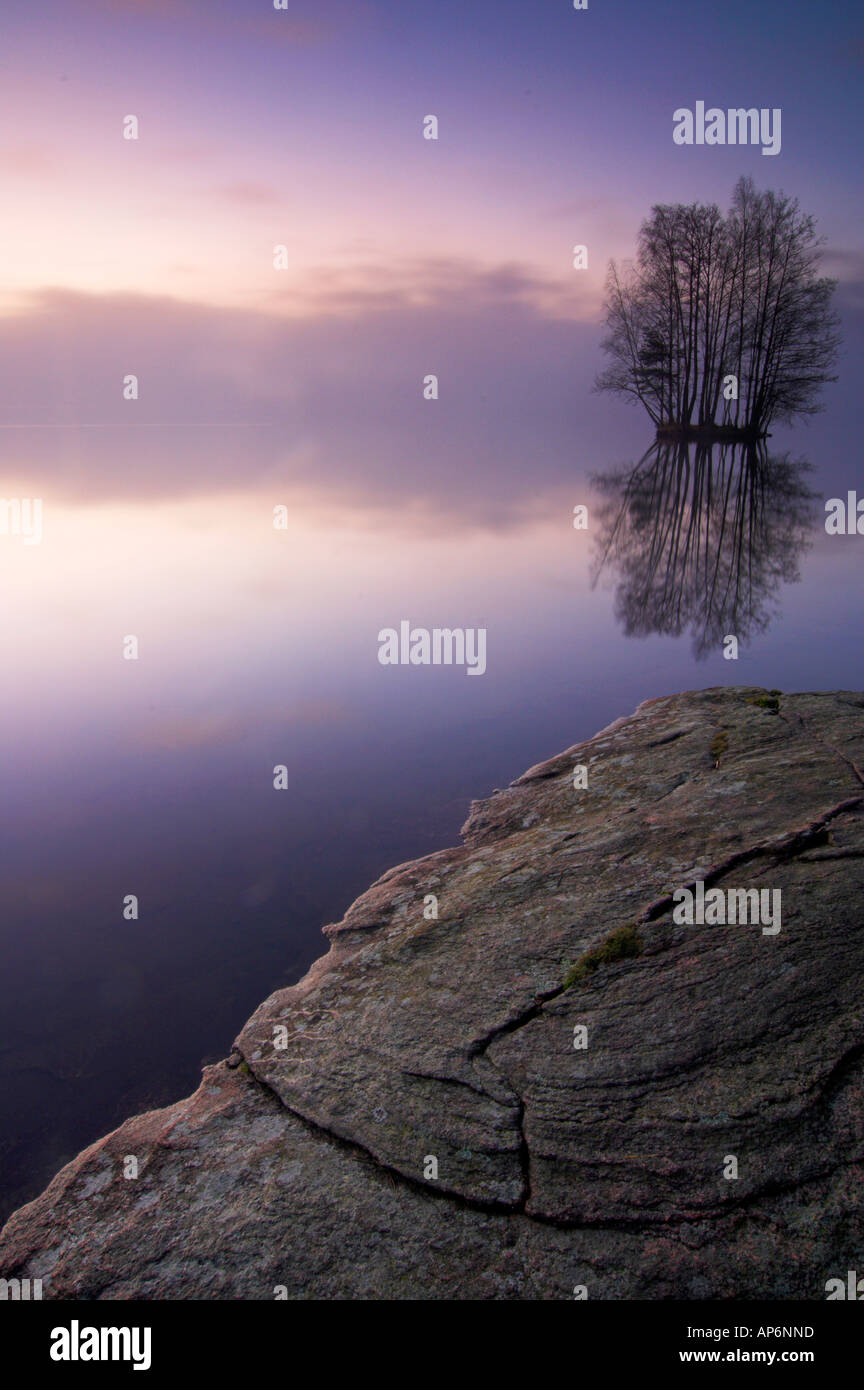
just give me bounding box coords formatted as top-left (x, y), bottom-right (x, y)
top-left (0, 257), bottom-right (640, 526)
top-left (215, 181), bottom-right (281, 206)
top-left (269, 255), bottom-right (596, 320)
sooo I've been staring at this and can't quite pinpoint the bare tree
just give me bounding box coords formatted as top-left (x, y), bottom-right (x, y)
top-left (596, 179), bottom-right (840, 436)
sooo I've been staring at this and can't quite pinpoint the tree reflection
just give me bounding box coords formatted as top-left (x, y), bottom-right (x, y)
top-left (590, 440), bottom-right (817, 658)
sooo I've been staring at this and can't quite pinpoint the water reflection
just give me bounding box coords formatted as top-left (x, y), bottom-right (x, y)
top-left (590, 440), bottom-right (818, 658)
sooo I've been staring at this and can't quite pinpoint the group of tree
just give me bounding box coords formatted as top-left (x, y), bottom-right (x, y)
top-left (596, 178), bottom-right (840, 436)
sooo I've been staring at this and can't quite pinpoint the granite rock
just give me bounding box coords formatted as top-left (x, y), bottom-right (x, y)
top-left (2, 687), bottom-right (862, 1299)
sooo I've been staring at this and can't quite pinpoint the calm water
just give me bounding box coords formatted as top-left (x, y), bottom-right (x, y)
top-left (1, 291), bottom-right (862, 1225)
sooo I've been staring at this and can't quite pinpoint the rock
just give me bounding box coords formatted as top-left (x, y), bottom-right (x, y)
top-left (2, 686), bottom-right (863, 1299)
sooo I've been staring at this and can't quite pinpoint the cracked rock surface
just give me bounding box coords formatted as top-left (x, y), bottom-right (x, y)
top-left (2, 686), bottom-right (863, 1298)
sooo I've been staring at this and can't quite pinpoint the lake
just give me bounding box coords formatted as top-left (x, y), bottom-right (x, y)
top-left (0, 288), bottom-right (862, 1226)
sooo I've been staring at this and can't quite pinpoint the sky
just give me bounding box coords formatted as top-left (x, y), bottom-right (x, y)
top-left (0, 0), bottom-right (861, 312)
top-left (0, 0), bottom-right (862, 1222)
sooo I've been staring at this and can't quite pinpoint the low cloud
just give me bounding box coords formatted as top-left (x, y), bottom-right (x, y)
top-left (0, 258), bottom-right (624, 526)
